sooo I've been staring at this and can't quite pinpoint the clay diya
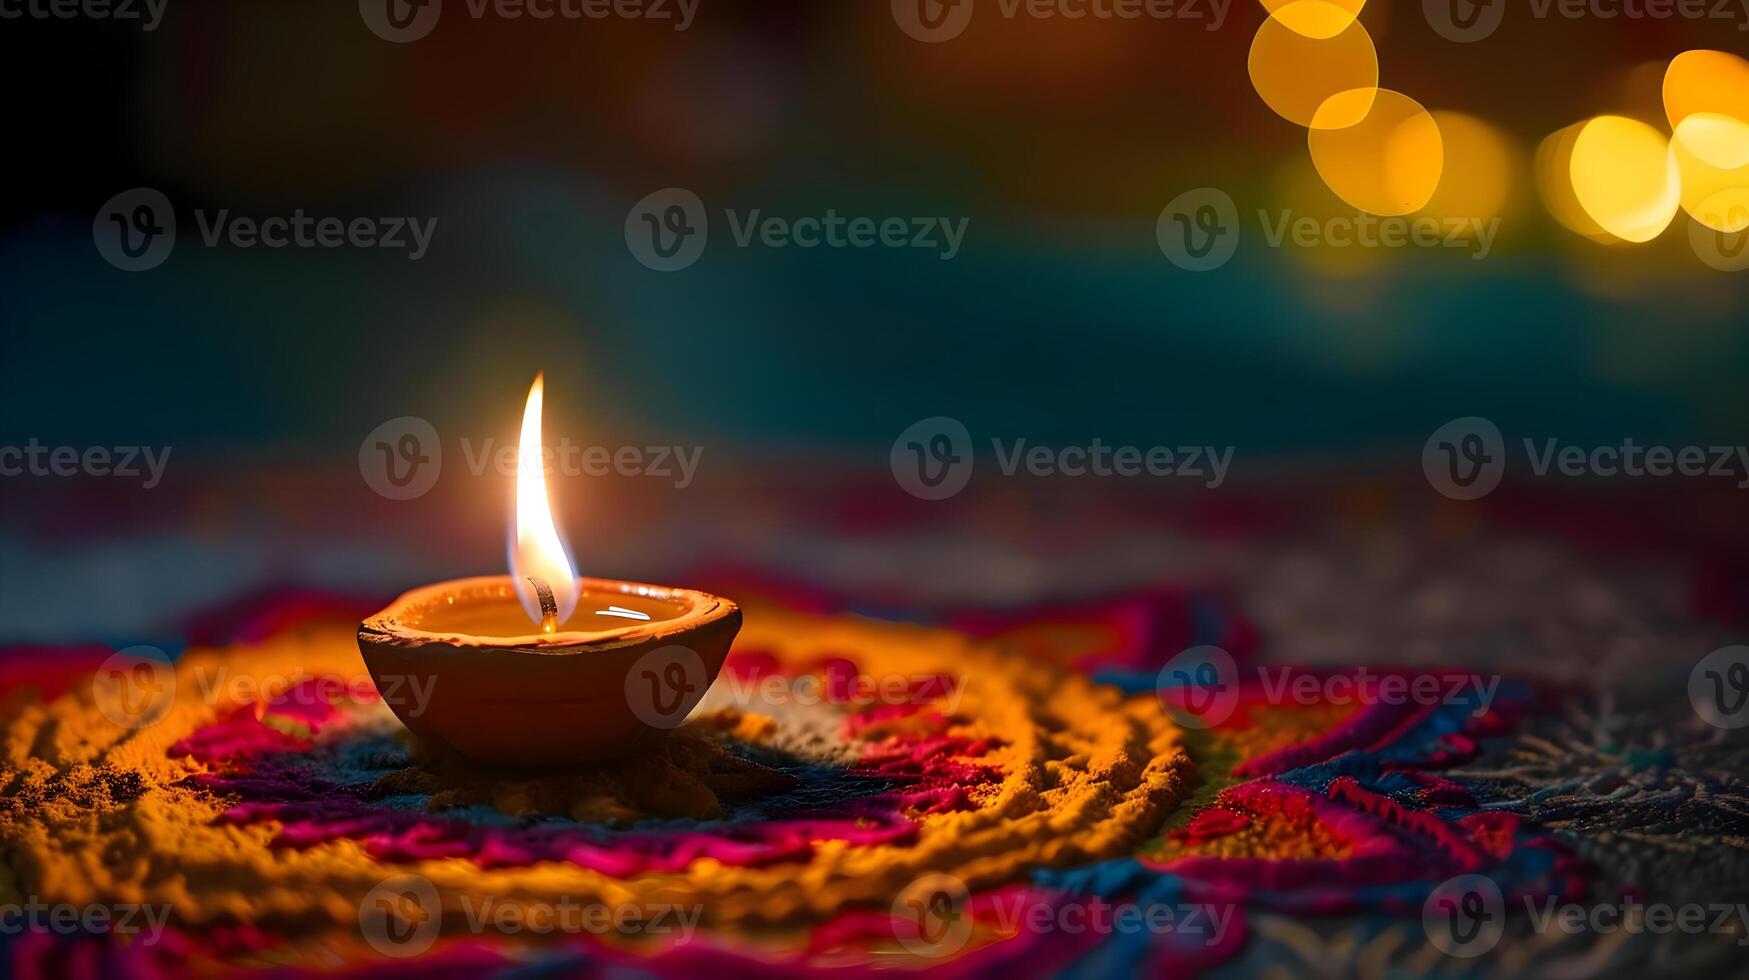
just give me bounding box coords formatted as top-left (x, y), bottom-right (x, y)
top-left (357, 374), bottom-right (739, 767)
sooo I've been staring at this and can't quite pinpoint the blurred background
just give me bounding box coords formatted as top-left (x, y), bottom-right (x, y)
top-left (1, 1), bottom-right (1746, 653)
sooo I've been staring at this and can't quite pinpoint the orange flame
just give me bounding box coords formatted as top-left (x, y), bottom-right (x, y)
top-left (509, 373), bottom-right (578, 631)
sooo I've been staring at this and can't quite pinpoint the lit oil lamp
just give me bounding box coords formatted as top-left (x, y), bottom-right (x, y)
top-left (358, 374), bottom-right (740, 767)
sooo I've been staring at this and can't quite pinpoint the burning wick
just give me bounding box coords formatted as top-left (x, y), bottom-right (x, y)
top-left (511, 374), bottom-right (580, 631)
top-left (527, 576), bottom-right (560, 633)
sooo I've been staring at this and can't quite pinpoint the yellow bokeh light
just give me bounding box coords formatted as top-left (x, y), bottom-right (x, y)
top-left (1536, 122), bottom-right (1614, 242)
top-left (1257, 0), bottom-right (1366, 38)
top-left (1418, 111), bottom-right (1516, 224)
top-left (1308, 89), bottom-right (1443, 216)
top-left (1568, 115), bottom-right (1681, 244)
top-left (1672, 112), bottom-right (1749, 233)
top-left (1248, 7), bottom-right (1379, 129)
top-left (1663, 49), bottom-right (1749, 131)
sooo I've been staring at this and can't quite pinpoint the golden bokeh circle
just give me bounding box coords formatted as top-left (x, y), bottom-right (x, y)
top-left (1308, 89), bottom-right (1444, 216)
top-left (1663, 49), bottom-right (1749, 131)
top-left (1568, 115), bottom-right (1682, 244)
top-left (1248, 6), bottom-right (1379, 129)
